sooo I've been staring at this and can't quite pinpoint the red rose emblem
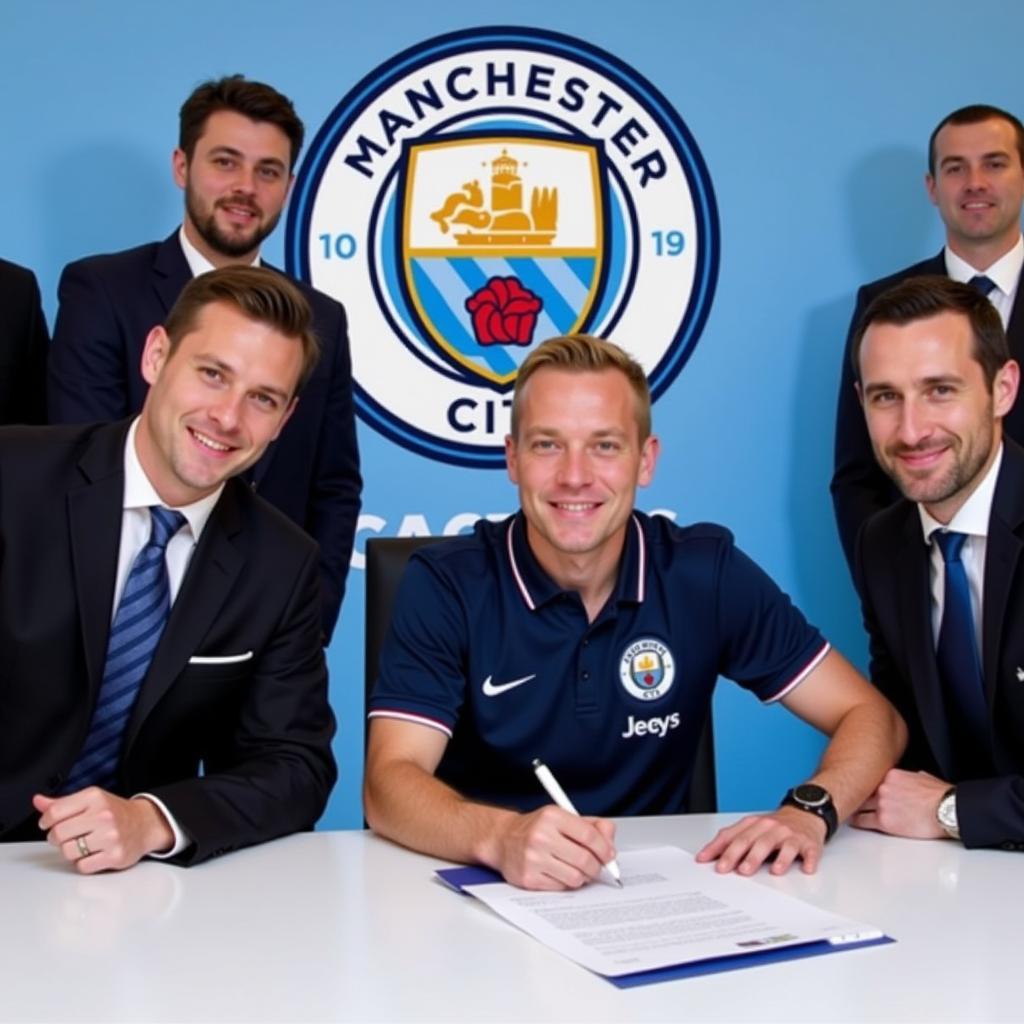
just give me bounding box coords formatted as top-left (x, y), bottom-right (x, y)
top-left (465, 276), bottom-right (543, 346)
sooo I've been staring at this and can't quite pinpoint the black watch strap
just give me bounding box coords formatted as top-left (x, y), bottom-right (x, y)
top-left (781, 783), bottom-right (838, 842)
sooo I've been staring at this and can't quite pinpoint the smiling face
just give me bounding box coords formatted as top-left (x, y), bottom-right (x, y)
top-left (174, 110), bottom-right (293, 265)
top-left (505, 366), bottom-right (659, 586)
top-left (135, 299), bottom-right (302, 507)
top-left (858, 309), bottom-right (1018, 523)
top-left (926, 117), bottom-right (1024, 264)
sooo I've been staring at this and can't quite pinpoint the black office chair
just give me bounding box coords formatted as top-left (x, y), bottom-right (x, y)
top-left (364, 536), bottom-right (446, 725)
top-left (364, 535), bottom-right (716, 812)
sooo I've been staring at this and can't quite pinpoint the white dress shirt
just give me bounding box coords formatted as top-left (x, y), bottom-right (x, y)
top-left (945, 235), bottom-right (1023, 330)
top-left (116, 419), bottom-right (221, 610)
top-left (178, 224), bottom-right (260, 277)
top-left (917, 443), bottom-right (1003, 655)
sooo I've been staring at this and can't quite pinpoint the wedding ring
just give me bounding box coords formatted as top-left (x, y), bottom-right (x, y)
top-left (75, 835), bottom-right (91, 859)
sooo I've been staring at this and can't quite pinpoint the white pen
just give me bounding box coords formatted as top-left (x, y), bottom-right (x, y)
top-left (531, 758), bottom-right (623, 887)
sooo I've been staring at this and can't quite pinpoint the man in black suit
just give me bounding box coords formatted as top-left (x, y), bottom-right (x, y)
top-left (1, 266), bottom-right (336, 872)
top-left (48, 75), bottom-right (361, 641)
top-left (851, 276), bottom-right (1024, 849)
top-left (0, 257), bottom-right (48, 424)
top-left (833, 104), bottom-right (1024, 573)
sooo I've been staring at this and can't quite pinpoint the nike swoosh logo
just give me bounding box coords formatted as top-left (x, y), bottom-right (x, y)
top-left (482, 673), bottom-right (537, 696)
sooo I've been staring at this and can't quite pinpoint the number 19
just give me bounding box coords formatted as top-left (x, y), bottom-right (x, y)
top-left (652, 230), bottom-right (685, 256)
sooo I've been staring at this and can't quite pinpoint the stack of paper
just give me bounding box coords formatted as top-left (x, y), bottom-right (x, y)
top-left (438, 846), bottom-right (891, 987)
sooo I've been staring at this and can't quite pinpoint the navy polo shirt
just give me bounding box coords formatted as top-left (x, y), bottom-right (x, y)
top-left (369, 512), bottom-right (829, 816)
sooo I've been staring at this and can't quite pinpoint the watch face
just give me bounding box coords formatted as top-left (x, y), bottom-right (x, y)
top-left (938, 794), bottom-right (958, 829)
top-left (793, 784), bottom-right (829, 807)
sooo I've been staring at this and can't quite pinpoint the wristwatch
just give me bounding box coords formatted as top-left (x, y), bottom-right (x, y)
top-left (937, 787), bottom-right (960, 840)
top-left (781, 783), bottom-right (838, 842)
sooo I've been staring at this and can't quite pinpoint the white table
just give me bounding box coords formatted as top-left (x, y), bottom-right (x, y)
top-left (2, 814), bottom-right (1020, 1023)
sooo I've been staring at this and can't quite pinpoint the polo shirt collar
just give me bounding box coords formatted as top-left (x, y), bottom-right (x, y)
top-left (504, 510), bottom-right (647, 611)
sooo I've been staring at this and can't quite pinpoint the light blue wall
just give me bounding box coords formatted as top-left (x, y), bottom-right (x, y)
top-left (5, 1), bottom-right (1021, 828)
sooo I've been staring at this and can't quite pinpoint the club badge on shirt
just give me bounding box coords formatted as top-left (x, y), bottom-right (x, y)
top-left (619, 638), bottom-right (676, 702)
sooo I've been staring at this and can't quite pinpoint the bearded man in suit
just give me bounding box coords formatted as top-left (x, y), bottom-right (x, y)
top-left (851, 276), bottom-right (1024, 850)
top-left (48, 75), bottom-right (360, 642)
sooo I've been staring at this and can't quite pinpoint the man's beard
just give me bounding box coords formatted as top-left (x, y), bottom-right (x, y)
top-left (186, 188), bottom-right (281, 260)
top-left (881, 431), bottom-right (992, 508)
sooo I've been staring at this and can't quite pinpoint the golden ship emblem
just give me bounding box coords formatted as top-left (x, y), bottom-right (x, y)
top-left (429, 149), bottom-right (557, 247)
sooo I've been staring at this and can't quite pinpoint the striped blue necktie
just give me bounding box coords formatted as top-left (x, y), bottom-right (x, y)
top-left (63, 506), bottom-right (186, 793)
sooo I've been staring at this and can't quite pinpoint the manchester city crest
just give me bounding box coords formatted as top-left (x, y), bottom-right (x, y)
top-left (286, 27), bottom-right (719, 466)
top-left (619, 638), bottom-right (676, 701)
top-left (398, 133), bottom-right (606, 387)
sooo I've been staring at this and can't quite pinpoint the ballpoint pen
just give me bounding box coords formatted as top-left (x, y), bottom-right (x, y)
top-left (531, 758), bottom-right (623, 887)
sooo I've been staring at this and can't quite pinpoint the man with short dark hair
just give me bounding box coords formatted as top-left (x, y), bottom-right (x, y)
top-left (365, 334), bottom-right (905, 890)
top-left (48, 75), bottom-right (361, 640)
top-left (0, 266), bottom-right (336, 871)
top-left (850, 276), bottom-right (1024, 849)
top-left (833, 104), bottom-right (1024, 573)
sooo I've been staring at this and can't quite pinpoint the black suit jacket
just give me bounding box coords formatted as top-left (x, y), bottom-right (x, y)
top-left (0, 258), bottom-right (48, 425)
top-left (832, 252), bottom-right (1024, 571)
top-left (855, 440), bottom-right (1024, 849)
top-left (47, 233), bottom-right (362, 640)
top-left (0, 420), bottom-right (336, 862)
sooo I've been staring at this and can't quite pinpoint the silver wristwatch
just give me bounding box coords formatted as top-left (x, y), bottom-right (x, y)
top-left (937, 787), bottom-right (959, 840)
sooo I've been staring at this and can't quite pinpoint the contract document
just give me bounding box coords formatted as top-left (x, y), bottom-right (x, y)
top-left (438, 846), bottom-right (889, 984)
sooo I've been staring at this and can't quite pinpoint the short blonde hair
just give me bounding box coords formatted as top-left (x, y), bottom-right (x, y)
top-left (510, 334), bottom-right (651, 440)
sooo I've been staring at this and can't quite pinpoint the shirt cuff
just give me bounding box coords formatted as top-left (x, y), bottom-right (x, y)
top-left (132, 793), bottom-right (192, 859)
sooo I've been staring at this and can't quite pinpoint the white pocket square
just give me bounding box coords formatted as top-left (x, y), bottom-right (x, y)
top-left (188, 651), bottom-right (254, 665)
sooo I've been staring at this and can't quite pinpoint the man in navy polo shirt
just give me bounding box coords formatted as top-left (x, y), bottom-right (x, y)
top-left (365, 336), bottom-right (906, 890)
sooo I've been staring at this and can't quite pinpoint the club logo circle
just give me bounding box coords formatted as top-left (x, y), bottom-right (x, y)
top-left (286, 26), bottom-right (719, 466)
top-left (619, 638), bottom-right (676, 702)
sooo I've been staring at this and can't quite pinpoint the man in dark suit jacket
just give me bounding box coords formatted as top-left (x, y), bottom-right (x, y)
top-left (850, 276), bottom-right (1024, 850)
top-left (833, 104), bottom-right (1024, 573)
top-left (0, 257), bottom-right (48, 424)
top-left (48, 75), bottom-right (361, 642)
top-left (1, 266), bottom-right (336, 872)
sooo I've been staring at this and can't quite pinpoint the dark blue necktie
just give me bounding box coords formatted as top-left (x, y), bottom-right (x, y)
top-left (968, 274), bottom-right (997, 297)
top-left (934, 530), bottom-right (989, 775)
top-left (64, 506), bottom-right (186, 792)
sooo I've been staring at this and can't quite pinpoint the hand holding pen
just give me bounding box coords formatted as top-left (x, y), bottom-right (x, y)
top-left (532, 758), bottom-right (623, 887)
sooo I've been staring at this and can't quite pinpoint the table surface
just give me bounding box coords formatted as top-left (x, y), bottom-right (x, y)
top-left (3, 814), bottom-right (1020, 1023)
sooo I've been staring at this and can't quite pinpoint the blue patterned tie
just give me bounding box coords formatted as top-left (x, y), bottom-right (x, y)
top-left (968, 274), bottom-right (997, 297)
top-left (63, 507), bottom-right (186, 792)
top-left (934, 530), bottom-right (989, 774)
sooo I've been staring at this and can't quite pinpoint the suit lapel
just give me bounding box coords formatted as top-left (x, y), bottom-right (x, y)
top-left (1004, 269), bottom-right (1024, 448)
top-left (67, 422), bottom-right (132, 695)
top-left (125, 482), bottom-right (245, 741)
top-left (151, 232), bottom-right (193, 317)
top-left (893, 506), bottom-right (956, 774)
top-left (1006, 270), bottom-right (1024, 353)
top-left (983, 443), bottom-right (1024, 711)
